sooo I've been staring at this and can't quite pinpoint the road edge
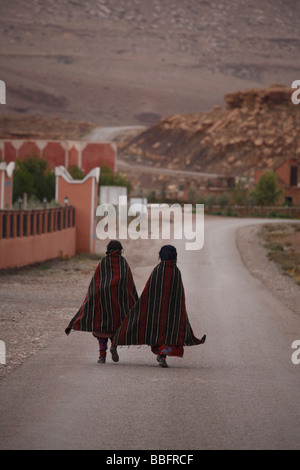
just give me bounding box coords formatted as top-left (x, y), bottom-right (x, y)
top-left (236, 223), bottom-right (299, 316)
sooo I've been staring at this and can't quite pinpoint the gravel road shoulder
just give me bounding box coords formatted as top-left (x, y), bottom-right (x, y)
top-left (236, 224), bottom-right (300, 316)
top-left (0, 256), bottom-right (100, 380)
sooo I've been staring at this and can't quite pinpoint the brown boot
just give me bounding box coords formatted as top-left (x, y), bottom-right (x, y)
top-left (110, 346), bottom-right (119, 363)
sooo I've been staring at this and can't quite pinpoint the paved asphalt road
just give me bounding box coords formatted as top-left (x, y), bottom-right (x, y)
top-left (0, 217), bottom-right (299, 450)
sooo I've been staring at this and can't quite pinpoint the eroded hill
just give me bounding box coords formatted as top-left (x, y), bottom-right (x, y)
top-left (119, 85), bottom-right (300, 179)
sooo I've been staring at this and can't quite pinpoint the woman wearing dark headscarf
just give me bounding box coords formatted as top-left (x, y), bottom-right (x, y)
top-left (112, 245), bottom-right (206, 368)
top-left (65, 241), bottom-right (138, 364)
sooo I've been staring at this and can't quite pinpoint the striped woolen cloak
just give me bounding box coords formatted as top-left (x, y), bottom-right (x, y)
top-left (112, 260), bottom-right (203, 347)
top-left (65, 253), bottom-right (138, 335)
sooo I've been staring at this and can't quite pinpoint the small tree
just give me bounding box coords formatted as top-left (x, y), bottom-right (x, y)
top-left (68, 164), bottom-right (85, 180)
top-left (217, 192), bottom-right (231, 208)
top-left (205, 194), bottom-right (216, 210)
top-left (100, 166), bottom-right (131, 193)
top-left (147, 191), bottom-right (158, 203)
top-left (231, 180), bottom-right (248, 206)
top-left (250, 172), bottom-right (283, 206)
top-left (187, 186), bottom-right (200, 204)
top-left (13, 154), bottom-right (55, 203)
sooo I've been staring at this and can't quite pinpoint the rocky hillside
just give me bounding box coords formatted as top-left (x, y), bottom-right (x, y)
top-left (0, 114), bottom-right (95, 140)
top-left (119, 85), bottom-right (300, 178)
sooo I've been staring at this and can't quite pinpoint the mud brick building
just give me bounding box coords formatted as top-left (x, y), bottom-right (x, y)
top-left (255, 159), bottom-right (300, 205)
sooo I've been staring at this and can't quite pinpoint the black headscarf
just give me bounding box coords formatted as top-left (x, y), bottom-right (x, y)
top-left (106, 240), bottom-right (123, 255)
top-left (159, 245), bottom-right (177, 262)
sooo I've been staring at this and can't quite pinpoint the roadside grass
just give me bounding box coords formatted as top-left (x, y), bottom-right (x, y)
top-left (260, 223), bottom-right (300, 285)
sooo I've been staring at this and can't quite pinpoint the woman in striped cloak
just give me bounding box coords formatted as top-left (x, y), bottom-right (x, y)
top-left (112, 245), bottom-right (206, 368)
top-left (65, 241), bottom-right (138, 364)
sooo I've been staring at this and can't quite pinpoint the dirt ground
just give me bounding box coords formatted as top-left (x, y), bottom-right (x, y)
top-left (237, 223), bottom-right (300, 316)
top-left (0, 114), bottom-right (96, 140)
top-left (0, 254), bottom-right (100, 379)
top-left (259, 224), bottom-right (300, 284)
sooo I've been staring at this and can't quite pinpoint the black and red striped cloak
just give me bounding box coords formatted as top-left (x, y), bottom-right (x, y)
top-left (65, 252), bottom-right (138, 336)
top-left (112, 260), bottom-right (204, 349)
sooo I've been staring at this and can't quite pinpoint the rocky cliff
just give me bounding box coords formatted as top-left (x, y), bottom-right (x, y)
top-left (120, 85), bottom-right (300, 178)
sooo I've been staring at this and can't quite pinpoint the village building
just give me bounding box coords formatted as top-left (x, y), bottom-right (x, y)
top-left (255, 159), bottom-right (300, 206)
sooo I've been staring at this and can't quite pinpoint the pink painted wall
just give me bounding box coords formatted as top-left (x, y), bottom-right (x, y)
top-left (19, 142), bottom-right (41, 159)
top-left (43, 142), bottom-right (66, 167)
top-left (0, 227), bottom-right (76, 270)
top-left (55, 167), bottom-right (99, 254)
top-left (0, 139), bottom-right (116, 173)
top-left (4, 142), bottom-right (17, 162)
top-left (81, 143), bottom-right (116, 173)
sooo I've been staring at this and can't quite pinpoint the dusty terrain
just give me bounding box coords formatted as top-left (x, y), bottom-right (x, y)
top-left (0, 254), bottom-right (99, 379)
top-left (0, 0), bottom-right (300, 126)
top-left (259, 223), bottom-right (300, 284)
top-left (237, 223), bottom-right (300, 316)
top-left (0, 114), bottom-right (95, 139)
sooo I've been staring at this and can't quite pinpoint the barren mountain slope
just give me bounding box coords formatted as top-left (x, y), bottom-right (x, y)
top-left (0, 0), bottom-right (300, 126)
top-left (119, 85), bottom-right (300, 178)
